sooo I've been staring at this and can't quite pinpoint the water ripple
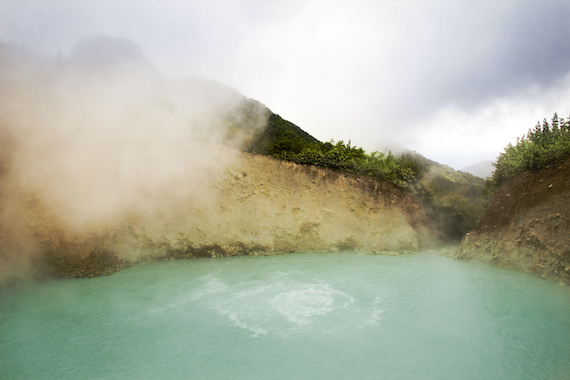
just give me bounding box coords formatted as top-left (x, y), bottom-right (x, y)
top-left (215, 279), bottom-right (355, 336)
top-left (271, 283), bottom-right (353, 325)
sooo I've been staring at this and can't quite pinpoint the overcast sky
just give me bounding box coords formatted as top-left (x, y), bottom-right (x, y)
top-left (1, 0), bottom-right (569, 169)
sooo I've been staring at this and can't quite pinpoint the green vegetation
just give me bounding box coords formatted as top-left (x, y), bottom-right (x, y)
top-left (247, 113), bottom-right (319, 155)
top-left (416, 170), bottom-right (485, 242)
top-left (277, 141), bottom-right (424, 187)
top-left (491, 113), bottom-right (570, 187)
top-left (248, 113), bottom-right (424, 187)
top-left (245, 108), bottom-right (485, 241)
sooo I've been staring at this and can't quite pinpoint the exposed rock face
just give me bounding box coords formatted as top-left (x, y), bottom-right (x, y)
top-left (456, 157), bottom-right (570, 284)
top-left (22, 153), bottom-right (431, 280)
top-left (0, 37), bottom-right (432, 284)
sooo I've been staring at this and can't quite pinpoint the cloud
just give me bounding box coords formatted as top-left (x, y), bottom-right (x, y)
top-left (1, 0), bottom-right (569, 168)
top-left (0, 36), bottom-right (268, 233)
top-left (404, 72), bottom-right (570, 169)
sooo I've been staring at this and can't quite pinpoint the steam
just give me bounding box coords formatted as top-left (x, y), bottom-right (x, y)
top-left (0, 37), bottom-right (269, 283)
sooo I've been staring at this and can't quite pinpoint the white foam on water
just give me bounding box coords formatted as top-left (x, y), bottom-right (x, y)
top-left (188, 276), bottom-right (228, 301)
top-left (213, 278), bottom-right (355, 336)
top-left (147, 275), bottom-right (227, 314)
top-left (3, 253), bottom-right (570, 379)
top-left (226, 314), bottom-right (268, 337)
top-left (271, 283), bottom-right (353, 325)
top-left (367, 296), bottom-right (384, 325)
top-left (215, 281), bottom-right (282, 336)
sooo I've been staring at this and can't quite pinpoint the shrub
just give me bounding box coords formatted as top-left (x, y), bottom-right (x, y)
top-left (274, 140), bottom-right (423, 187)
top-left (491, 113), bottom-right (570, 187)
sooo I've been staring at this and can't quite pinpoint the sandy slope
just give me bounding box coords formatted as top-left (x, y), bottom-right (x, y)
top-left (457, 156), bottom-right (570, 284)
top-left (1, 152), bottom-right (433, 282)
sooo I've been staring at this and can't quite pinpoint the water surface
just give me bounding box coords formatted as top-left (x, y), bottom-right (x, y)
top-left (1, 252), bottom-right (569, 379)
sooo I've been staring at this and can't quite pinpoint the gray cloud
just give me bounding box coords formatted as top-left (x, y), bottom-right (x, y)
top-left (1, 0), bottom-right (569, 168)
top-left (446, 0), bottom-right (570, 107)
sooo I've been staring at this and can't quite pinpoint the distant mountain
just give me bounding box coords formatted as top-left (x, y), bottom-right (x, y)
top-left (462, 160), bottom-right (494, 178)
top-left (69, 36), bottom-right (157, 74)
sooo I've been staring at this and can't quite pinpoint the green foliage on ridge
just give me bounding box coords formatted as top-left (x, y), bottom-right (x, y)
top-left (247, 113), bottom-right (320, 155)
top-left (277, 140), bottom-right (424, 187)
top-left (246, 108), bottom-right (485, 241)
top-left (247, 113), bottom-right (424, 187)
top-left (491, 112), bottom-right (570, 187)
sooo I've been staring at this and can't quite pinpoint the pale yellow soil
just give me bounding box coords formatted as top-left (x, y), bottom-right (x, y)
top-left (1, 152), bottom-right (433, 282)
top-left (457, 156), bottom-right (570, 284)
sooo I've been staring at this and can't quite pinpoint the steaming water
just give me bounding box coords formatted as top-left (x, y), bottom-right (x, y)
top-left (1, 253), bottom-right (569, 379)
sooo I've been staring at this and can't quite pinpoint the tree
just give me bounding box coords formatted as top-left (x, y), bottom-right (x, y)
top-left (490, 112), bottom-right (570, 188)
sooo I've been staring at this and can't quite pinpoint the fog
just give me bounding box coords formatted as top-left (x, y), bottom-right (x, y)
top-left (0, 37), bottom-right (425, 284)
top-left (0, 37), bottom-right (268, 282)
top-left (2, 0), bottom-right (569, 282)
top-left (2, 0), bottom-right (568, 169)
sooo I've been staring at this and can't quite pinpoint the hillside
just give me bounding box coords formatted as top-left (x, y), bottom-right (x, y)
top-left (412, 160), bottom-right (485, 243)
top-left (462, 160), bottom-right (494, 178)
top-left (2, 151), bottom-right (436, 282)
top-left (0, 37), bottom-right (484, 284)
top-left (457, 156), bottom-right (570, 284)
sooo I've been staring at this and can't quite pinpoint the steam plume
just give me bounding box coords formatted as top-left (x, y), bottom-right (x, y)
top-left (0, 37), bottom-right (268, 283)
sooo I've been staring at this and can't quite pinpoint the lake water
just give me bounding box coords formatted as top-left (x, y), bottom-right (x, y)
top-left (1, 252), bottom-right (569, 379)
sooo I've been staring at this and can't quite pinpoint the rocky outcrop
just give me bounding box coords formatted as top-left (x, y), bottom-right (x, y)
top-left (19, 153), bottom-right (431, 280)
top-left (456, 157), bottom-right (570, 284)
top-left (0, 37), bottom-right (437, 285)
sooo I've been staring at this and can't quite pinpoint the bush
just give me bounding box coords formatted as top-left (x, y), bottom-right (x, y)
top-left (247, 112), bottom-right (424, 187)
top-left (491, 113), bottom-right (570, 187)
top-left (274, 140), bottom-right (423, 187)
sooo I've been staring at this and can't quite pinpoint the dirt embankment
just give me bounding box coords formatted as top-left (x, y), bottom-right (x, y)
top-left (456, 156), bottom-right (570, 284)
top-left (1, 153), bottom-right (433, 283)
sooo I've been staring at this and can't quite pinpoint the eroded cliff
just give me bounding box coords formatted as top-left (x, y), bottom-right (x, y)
top-left (0, 152), bottom-right (433, 283)
top-left (0, 37), bottom-right (463, 285)
top-left (456, 156), bottom-right (570, 284)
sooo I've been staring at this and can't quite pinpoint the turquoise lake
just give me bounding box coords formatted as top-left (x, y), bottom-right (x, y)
top-left (1, 252), bottom-right (569, 379)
